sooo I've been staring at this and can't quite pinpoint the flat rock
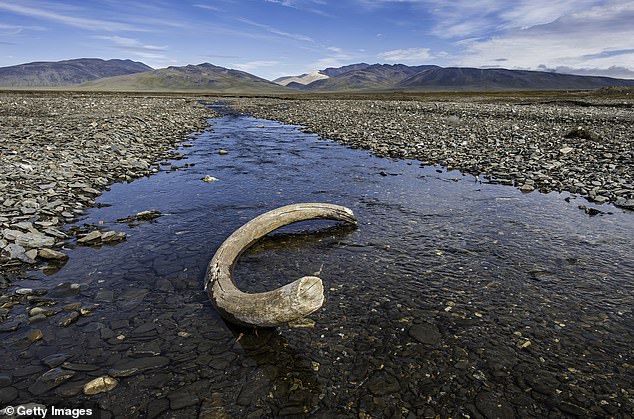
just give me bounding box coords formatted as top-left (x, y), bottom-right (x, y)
top-left (28, 368), bottom-right (75, 395)
top-left (83, 376), bottom-right (118, 395)
top-left (38, 248), bottom-right (68, 261)
top-left (475, 391), bottom-right (515, 419)
top-left (108, 356), bottom-right (170, 377)
top-left (408, 323), bottom-right (441, 345)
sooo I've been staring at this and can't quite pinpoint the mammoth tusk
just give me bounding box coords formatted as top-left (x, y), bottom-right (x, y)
top-left (205, 203), bottom-right (357, 328)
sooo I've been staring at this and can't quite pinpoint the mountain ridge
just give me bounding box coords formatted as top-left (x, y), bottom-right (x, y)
top-left (282, 63), bottom-right (634, 92)
top-left (78, 62), bottom-right (290, 93)
top-left (0, 58), bottom-right (152, 87)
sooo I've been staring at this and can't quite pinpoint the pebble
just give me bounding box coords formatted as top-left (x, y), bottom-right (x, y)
top-left (408, 322), bottom-right (441, 345)
top-left (83, 376), bottom-right (118, 395)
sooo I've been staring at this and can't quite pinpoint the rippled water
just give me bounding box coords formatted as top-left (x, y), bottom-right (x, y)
top-left (2, 104), bottom-right (633, 418)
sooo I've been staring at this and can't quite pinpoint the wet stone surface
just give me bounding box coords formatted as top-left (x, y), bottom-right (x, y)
top-left (0, 104), bottom-right (632, 417)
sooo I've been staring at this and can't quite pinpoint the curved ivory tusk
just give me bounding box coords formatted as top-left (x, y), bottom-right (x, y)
top-left (206, 203), bottom-right (357, 328)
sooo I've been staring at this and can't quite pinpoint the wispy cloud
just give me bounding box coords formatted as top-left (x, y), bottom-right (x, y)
top-left (0, 1), bottom-right (145, 32)
top-left (95, 35), bottom-right (167, 60)
top-left (234, 60), bottom-right (280, 72)
top-left (238, 17), bottom-right (314, 42)
top-left (378, 47), bottom-right (432, 62)
top-left (264, 0), bottom-right (330, 16)
top-left (95, 35), bottom-right (167, 52)
top-left (192, 3), bottom-right (223, 12)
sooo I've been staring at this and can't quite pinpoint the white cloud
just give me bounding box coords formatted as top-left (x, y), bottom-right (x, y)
top-left (238, 18), bottom-right (314, 42)
top-left (455, 2), bottom-right (634, 77)
top-left (0, 1), bottom-right (145, 32)
top-left (378, 47), bottom-right (432, 62)
top-left (95, 35), bottom-right (167, 51)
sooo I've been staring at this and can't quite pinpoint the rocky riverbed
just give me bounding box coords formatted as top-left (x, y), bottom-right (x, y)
top-left (0, 93), bottom-right (213, 274)
top-left (228, 95), bottom-right (634, 211)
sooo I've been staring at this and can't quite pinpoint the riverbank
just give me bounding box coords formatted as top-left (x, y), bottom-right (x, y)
top-left (0, 93), bottom-right (214, 274)
top-left (228, 95), bottom-right (634, 211)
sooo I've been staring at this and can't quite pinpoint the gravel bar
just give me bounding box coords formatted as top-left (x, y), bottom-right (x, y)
top-left (228, 96), bottom-right (634, 211)
top-left (0, 93), bottom-right (214, 272)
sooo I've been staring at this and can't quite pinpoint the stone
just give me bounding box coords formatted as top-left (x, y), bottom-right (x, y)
top-left (202, 175), bottom-right (218, 182)
top-left (83, 376), bottom-right (118, 395)
top-left (2, 243), bottom-right (35, 263)
top-left (475, 391), bottom-right (514, 419)
top-left (108, 356), bottom-right (170, 377)
top-left (0, 374), bottom-right (12, 388)
top-left (15, 232), bottom-right (55, 249)
top-left (77, 230), bottom-right (102, 243)
top-left (38, 248), bottom-right (68, 261)
top-left (42, 353), bottom-right (70, 368)
top-left (559, 147), bottom-right (574, 154)
top-left (408, 323), bottom-right (441, 345)
top-left (28, 368), bottom-right (75, 395)
top-left (58, 312), bottom-right (80, 327)
top-left (0, 386), bottom-right (18, 404)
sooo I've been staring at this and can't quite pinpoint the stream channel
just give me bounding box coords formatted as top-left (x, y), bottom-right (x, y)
top-left (1, 104), bottom-right (633, 418)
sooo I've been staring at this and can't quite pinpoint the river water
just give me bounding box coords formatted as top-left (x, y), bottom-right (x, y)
top-left (1, 105), bottom-right (632, 418)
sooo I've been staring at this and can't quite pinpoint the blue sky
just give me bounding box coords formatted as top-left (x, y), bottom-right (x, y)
top-left (1, 0), bottom-right (633, 80)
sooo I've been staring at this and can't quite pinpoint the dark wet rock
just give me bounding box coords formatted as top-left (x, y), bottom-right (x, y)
top-left (367, 371), bottom-right (401, 395)
top-left (0, 374), bottom-right (11, 388)
top-left (50, 282), bottom-right (81, 297)
top-left (146, 398), bottom-right (169, 419)
top-left (117, 210), bottom-right (162, 224)
top-left (199, 393), bottom-right (232, 419)
top-left (58, 311), bottom-right (80, 327)
top-left (108, 356), bottom-right (170, 377)
top-left (0, 386), bottom-right (18, 404)
top-left (558, 401), bottom-right (588, 416)
top-left (408, 323), bottom-right (441, 345)
top-left (475, 391), bottom-right (515, 419)
top-left (95, 289), bottom-right (114, 302)
top-left (42, 353), bottom-right (70, 368)
top-left (26, 328), bottom-right (43, 343)
top-left (168, 388), bottom-right (200, 410)
top-left (61, 362), bottom-right (99, 371)
top-left (28, 367), bottom-right (75, 395)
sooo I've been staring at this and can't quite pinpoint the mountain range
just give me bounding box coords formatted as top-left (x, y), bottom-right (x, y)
top-left (275, 63), bottom-right (634, 92)
top-left (80, 63), bottom-right (288, 93)
top-left (1, 58), bottom-right (633, 92)
top-left (0, 58), bottom-right (151, 87)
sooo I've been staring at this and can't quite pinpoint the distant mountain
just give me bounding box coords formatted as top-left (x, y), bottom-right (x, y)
top-left (396, 67), bottom-right (634, 91)
top-left (79, 63), bottom-right (290, 93)
top-left (320, 63), bottom-right (372, 77)
top-left (0, 58), bottom-right (152, 87)
top-left (274, 70), bottom-right (329, 86)
top-left (284, 63), bottom-right (634, 92)
top-left (292, 64), bottom-right (439, 91)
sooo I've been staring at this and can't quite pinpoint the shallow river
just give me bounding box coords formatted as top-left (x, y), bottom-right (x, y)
top-left (2, 104), bottom-right (633, 418)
